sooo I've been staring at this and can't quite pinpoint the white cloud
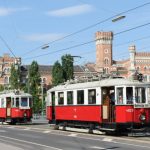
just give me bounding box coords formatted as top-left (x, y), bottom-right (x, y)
top-left (0, 7), bottom-right (30, 16)
top-left (46, 4), bottom-right (94, 17)
top-left (22, 33), bottom-right (65, 42)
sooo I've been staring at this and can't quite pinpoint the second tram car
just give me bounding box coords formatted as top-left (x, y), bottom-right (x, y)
top-left (0, 90), bottom-right (32, 124)
top-left (46, 78), bottom-right (150, 133)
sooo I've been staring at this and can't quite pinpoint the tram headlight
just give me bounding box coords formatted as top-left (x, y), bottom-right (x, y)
top-left (139, 114), bottom-right (146, 121)
top-left (24, 112), bottom-right (27, 117)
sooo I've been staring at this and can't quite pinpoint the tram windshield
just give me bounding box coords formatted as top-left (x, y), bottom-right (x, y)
top-left (116, 87), bottom-right (123, 104)
top-left (21, 97), bottom-right (28, 107)
top-left (16, 98), bottom-right (19, 107)
top-left (126, 87), bottom-right (133, 104)
top-left (135, 87), bottom-right (146, 103)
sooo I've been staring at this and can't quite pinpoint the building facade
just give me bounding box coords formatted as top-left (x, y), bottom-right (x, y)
top-left (2, 31), bottom-right (150, 89)
top-left (0, 54), bottom-right (21, 86)
top-left (95, 31), bottom-right (150, 81)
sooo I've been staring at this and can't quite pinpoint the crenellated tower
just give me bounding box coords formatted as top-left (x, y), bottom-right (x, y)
top-left (128, 45), bottom-right (136, 75)
top-left (95, 31), bottom-right (113, 74)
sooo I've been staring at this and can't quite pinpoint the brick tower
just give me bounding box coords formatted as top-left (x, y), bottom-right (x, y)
top-left (95, 31), bottom-right (113, 74)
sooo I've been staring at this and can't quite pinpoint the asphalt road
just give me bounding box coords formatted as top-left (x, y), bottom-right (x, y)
top-left (0, 124), bottom-right (150, 150)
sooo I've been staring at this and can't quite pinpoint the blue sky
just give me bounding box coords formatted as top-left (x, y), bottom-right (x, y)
top-left (1, 0), bottom-right (150, 65)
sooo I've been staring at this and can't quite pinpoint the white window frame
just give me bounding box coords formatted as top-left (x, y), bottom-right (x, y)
top-left (115, 86), bottom-right (125, 105)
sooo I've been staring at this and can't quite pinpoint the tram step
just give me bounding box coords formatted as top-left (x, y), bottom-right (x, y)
top-left (5, 118), bottom-right (11, 123)
top-left (99, 128), bottom-right (116, 131)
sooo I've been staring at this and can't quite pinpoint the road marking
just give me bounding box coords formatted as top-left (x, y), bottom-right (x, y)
top-left (90, 146), bottom-right (105, 149)
top-left (68, 133), bottom-right (77, 137)
top-left (3, 125), bottom-right (150, 148)
top-left (0, 130), bottom-right (6, 132)
top-left (23, 127), bottom-right (31, 130)
top-left (0, 135), bottom-right (63, 150)
top-left (102, 138), bottom-right (113, 142)
top-left (43, 130), bottom-right (51, 133)
top-left (8, 126), bottom-right (15, 129)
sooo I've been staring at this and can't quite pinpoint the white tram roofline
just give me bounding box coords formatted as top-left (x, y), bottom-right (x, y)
top-left (48, 78), bottom-right (150, 92)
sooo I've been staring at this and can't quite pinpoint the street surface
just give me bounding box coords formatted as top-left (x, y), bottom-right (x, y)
top-left (0, 121), bottom-right (150, 150)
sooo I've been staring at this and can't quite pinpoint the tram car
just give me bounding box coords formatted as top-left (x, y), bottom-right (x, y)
top-left (0, 90), bottom-right (32, 124)
top-left (46, 78), bottom-right (150, 133)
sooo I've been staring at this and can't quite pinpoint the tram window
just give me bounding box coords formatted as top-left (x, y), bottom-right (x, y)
top-left (29, 98), bottom-right (32, 107)
top-left (12, 98), bottom-right (15, 107)
top-left (88, 89), bottom-right (96, 104)
top-left (16, 98), bottom-right (19, 107)
top-left (77, 90), bottom-right (84, 104)
top-left (21, 98), bottom-right (28, 107)
top-left (117, 87), bottom-right (123, 104)
top-left (147, 88), bottom-right (150, 104)
top-left (135, 87), bottom-right (146, 103)
top-left (126, 87), bottom-right (133, 104)
top-left (67, 91), bottom-right (73, 105)
top-left (1, 98), bottom-right (5, 108)
top-left (58, 92), bottom-right (64, 105)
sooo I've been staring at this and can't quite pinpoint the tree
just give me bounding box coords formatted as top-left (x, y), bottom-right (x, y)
top-left (61, 54), bottom-right (74, 81)
top-left (10, 64), bottom-right (21, 89)
top-left (52, 61), bottom-right (64, 86)
top-left (28, 61), bottom-right (41, 113)
top-left (0, 85), bottom-right (4, 91)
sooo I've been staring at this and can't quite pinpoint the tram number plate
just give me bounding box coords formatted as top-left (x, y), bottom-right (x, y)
top-left (134, 104), bottom-right (150, 108)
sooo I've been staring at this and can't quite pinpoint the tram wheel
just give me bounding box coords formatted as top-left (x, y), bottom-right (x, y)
top-left (10, 120), bottom-right (16, 125)
top-left (54, 125), bottom-right (59, 130)
top-left (88, 124), bottom-right (94, 134)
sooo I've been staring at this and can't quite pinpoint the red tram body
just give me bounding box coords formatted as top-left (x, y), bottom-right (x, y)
top-left (0, 90), bottom-right (32, 124)
top-left (46, 78), bottom-right (150, 133)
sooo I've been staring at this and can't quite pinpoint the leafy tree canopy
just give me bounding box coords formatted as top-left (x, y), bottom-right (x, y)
top-left (10, 64), bottom-right (21, 89)
top-left (28, 61), bottom-right (41, 113)
top-left (52, 61), bottom-right (64, 86)
top-left (61, 54), bottom-right (74, 81)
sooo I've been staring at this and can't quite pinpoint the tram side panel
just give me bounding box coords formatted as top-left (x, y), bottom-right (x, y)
top-left (0, 108), bottom-right (6, 118)
top-left (115, 105), bottom-right (150, 125)
top-left (46, 106), bottom-right (52, 121)
top-left (55, 105), bottom-right (102, 123)
top-left (11, 108), bottom-right (32, 119)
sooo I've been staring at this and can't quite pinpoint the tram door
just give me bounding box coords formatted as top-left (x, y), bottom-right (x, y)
top-left (6, 97), bottom-right (11, 117)
top-left (101, 87), bottom-right (115, 123)
top-left (51, 92), bottom-right (55, 121)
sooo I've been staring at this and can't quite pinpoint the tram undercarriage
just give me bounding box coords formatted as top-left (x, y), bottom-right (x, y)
top-left (51, 119), bottom-right (150, 135)
top-left (0, 117), bottom-right (32, 125)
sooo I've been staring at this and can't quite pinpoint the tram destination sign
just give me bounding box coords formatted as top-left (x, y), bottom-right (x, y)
top-left (134, 103), bottom-right (150, 108)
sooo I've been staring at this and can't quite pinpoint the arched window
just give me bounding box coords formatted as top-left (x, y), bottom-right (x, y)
top-left (144, 66), bottom-right (147, 72)
top-left (136, 66), bottom-right (140, 71)
top-left (43, 78), bottom-right (46, 84)
top-left (4, 76), bottom-right (9, 84)
top-left (104, 68), bottom-right (109, 74)
top-left (104, 58), bottom-right (109, 65)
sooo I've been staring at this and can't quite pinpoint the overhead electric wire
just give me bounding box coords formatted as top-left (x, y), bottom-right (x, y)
top-left (23, 20), bottom-right (150, 61)
top-left (22, 1), bottom-right (150, 56)
top-left (62, 34), bottom-right (150, 59)
top-left (0, 35), bottom-right (16, 58)
top-left (114, 35), bottom-right (150, 47)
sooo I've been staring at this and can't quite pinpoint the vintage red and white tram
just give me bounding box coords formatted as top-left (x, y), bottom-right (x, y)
top-left (46, 78), bottom-right (150, 133)
top-left (0, 90), bottom-right (32, 124)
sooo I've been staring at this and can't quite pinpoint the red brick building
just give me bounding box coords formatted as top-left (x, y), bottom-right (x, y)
top-left (2, 31), bottom-right (150, 89)
top-left (0, 54), bottom-right (21, 86)
top-left (95, 31), bottom-right (150, 82)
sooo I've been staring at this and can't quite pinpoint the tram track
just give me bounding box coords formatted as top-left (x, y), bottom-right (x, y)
top-left (1, 122), bottom-right (150, 144)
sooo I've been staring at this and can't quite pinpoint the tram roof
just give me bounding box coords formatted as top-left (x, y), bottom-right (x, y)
top-left (0, 91), bottom-right (32, 98)
top-left (48, 78), bottom-right (150, 92)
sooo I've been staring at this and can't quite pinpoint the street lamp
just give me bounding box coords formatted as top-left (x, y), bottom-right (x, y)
top-left (41, 80), bottom-right (44, 118)
top-left (41, 45), bottom-right (49, 49)
top-left (112, 15), bottom-right (126, 22)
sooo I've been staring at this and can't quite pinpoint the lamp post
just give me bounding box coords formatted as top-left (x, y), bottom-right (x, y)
top-left (41, 80), bottom-right (44, 118)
